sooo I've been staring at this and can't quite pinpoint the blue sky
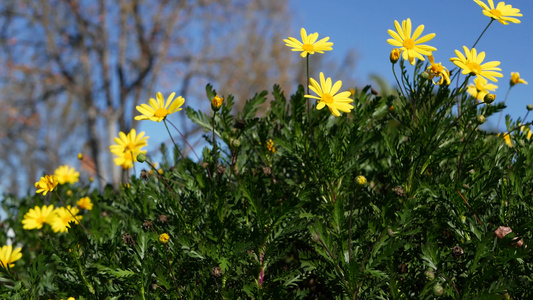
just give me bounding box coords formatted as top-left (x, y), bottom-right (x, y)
top-left (289, 0), bottom-right (533, 131)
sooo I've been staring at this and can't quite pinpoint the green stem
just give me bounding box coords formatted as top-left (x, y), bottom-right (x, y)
top-left (166, 119), bottom-right (212, 179)
top-left (392, 64), bottom-right (406, 99)
top-left (496, 87), bottom-right (512, 130)
top-left (306, 55), bottom-right (310, 96)
top-left (75, 252), bottom-right (96, 294)
top-left (212, 113), bottom-right (217, 178)
top-left (163, 119), bottom-right (184, 160)
top-left (55, 192), bottom-right (94, 238)
top-left (164, 244), bottom-right (182, 298)
top-left (472, 19), bottom-right (494, 49)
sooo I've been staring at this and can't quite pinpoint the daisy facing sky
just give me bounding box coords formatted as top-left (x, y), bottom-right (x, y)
top-left (135, 92), bottom-right (185, 122)
top-left (284, 28), bottom-right (333, 57)
top-left (473, 0), bottom-right (522, 25)
top-left (450, 46), bottom-right (503, 82)
top-left (387, 18), bottom-right (436, 65)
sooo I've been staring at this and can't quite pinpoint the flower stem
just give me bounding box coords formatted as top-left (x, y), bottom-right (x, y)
top-left (55, 192), bottom-right (94, 238)
top-left (496, 87), bottom-right (512, 130)
top-left (472, 19), bottom-right (494, 49)
top-left (392, 64), bottom-right (406, 99)
top-left (166, 119), bottom-right (212, 179)
top-left (164, 244), bottom-right (182, 298)
top-left (163, 119), bottom-right (185, 160)
top-left (212, 113), bottom-right (217, 178)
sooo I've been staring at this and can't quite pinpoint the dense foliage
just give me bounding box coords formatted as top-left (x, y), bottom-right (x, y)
top-left (2, 72), bottom-right (533, 299)
top-left (2, 2), bottom-right (533, 298)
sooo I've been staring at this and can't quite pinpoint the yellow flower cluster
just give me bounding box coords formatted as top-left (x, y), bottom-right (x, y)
top-left (22, 203), bottom-right (85, 233)
top-left (384, 0), bottom-right (526, 102)
top-left (266, 139), bottom-right (277, 154)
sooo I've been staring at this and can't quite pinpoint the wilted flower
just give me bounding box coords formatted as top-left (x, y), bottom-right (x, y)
top-left (510, 72), bottom-right (528, 86)
top-left (283, 28), bottom-right (333, 57)
top-left (304, 72), bottom-right (354, 117)
top-left (35, 175), bottom-right (58, 195)
top-left (450, 46), bottom-right (502, 82)
top-left (54, 165), bottom-right (80, 184)
top-left (76, 197), bottom-right (93, 210)
top-left (426, 55), bottom-right (450, 85)
top-left (135, 92), bottom-right (185, 122)
top-left (387, 18), bottom-right (436, 65)
top-left (22, 204), bottom-right (55, 230)
top-left (0, 245), bottom-right (22, 268)
top-left (473, 0), bottom-right (522, 25)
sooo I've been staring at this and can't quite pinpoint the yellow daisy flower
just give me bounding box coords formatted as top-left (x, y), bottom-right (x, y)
top-left (0, 245), bottom-right (22, 268)
top-left (450, 46), bottom-right (502, 82)
top-left (135, 92), bottom-right (185, 122)
top-left (427, 55), bottom-right (451, 85)
top-left (387, 18), bottom-right (436, 65)
top-left (510, 72), bottom-right (528, 86)
top-left (109, 129), bottom-right (149, 169)
top-left (76, 197), bottom-right (93, 210)
top-left (283, 28), bottom-right (333, 58)
top-left (49, 206), bottom-right (83, 233)
top-left (22, 205), bottom-right (55, 230)
top-left (304, 72), bottom-right (354, 117)
top-left (35, 175), bottom-right (58, 196)
top-left (473, 0), bottom-right (522, 25)
top-left (467, 76), bottom-right (498, 102)
top-left (54, 165), bottom-right (80, 184)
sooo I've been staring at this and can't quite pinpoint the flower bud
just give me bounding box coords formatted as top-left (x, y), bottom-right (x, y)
top-left (136, 153), bottom-right (146, 163)
top-left (433, 284), bottom-right (444, 296)
top-left (476, 115), bottom-right (486, 124)
top-left (77, 153), bottom-right (84, 160)
top-left (527, 104), bottom-right (533, 111)
top-left (424, 269), bottom-right (435, 281)
top-left (231, 138), bottom-right (241, 148)
top-left (159, 233), bottom-right (170, 244)
top-left (211, 95), bottom-right (223, 112)
top-left (355, 175), bottom-right (367, 186)
top-left (420, 71), bottom-right (430, 80)
top-left (390, 48), bottom-right (401, 64)
top-left (484, 93), bottom-right (496, 104)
